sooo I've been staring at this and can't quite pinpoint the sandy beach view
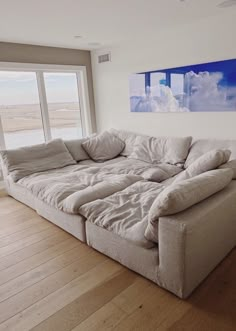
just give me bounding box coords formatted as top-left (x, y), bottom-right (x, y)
top-left (0, 102), bottom-right (82, 148)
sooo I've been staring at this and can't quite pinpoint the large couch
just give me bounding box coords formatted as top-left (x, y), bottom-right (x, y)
top-left (1, 129), bottom-right (236, 299)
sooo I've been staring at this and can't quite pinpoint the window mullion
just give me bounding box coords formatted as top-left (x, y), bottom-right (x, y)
top-left (36, 72), bottom-right (51, 141)
top-left (76, 69), bottom-right (92, 137)
top-left (0, 115), bottom-right (6, 150)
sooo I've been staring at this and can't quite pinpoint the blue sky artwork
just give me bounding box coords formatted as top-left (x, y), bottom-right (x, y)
top-left (129, 59), bottom-right (236, 112)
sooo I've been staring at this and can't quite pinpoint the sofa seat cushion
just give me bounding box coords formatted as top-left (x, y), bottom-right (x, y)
top-left (145, 169), bottom-right (233, 243)
top-left (79, 180), bottom-right (165, 248)
top-left (129, 135), bottom-right (192, 165)
top-left (17, 164), bottom-right (86, 188)
top-left (0, 139), bottom-right (76, 182)
top-left (82, 131), bottom-right (125, 162)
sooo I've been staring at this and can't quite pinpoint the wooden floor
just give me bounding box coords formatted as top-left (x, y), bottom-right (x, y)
top-left (0, 191), bottom-right (235, 331)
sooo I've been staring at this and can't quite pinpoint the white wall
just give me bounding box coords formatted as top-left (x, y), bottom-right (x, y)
top-left (92, 11), bottom-right (236, 139)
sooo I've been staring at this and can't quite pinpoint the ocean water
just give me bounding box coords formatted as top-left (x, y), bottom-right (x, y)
top-left (4, 127), bottom-right (83, 149)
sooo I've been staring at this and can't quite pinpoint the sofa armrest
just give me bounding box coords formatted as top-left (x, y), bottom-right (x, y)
top-left (157, 181), bottom-right (236, 298)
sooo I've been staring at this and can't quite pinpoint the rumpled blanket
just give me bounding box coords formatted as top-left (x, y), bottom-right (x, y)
top-left (79, 180), bottom-right (165, 248)
top-left (18, 159), bottom-right (182, 213)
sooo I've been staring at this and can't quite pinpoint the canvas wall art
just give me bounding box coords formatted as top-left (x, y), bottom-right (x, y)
top-left (129, 58), bottom-right (236, 112)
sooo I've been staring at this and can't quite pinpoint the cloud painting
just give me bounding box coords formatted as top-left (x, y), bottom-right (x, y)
top-left (129, 59), bottom-right (236, 112)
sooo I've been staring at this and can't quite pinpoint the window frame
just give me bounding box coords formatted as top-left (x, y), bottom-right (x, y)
top-left (0, 62), bottom-right (92, 149)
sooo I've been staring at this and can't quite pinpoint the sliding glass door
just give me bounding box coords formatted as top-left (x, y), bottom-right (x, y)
top-left (0, 64), bottom-right (90, 150)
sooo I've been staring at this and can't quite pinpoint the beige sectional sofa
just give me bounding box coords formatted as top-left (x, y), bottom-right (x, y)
top-left (1, 130), bottom-right (236, 299)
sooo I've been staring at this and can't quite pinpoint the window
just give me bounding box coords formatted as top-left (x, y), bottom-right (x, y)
top-left (0, 63), bottom-right (91, 150)
top-left (0, 71), bottom-right (44, 149)
top-left (44, 72), bottom-right (83, 140)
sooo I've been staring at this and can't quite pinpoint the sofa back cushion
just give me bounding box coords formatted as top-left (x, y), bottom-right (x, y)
top-left (129, 135), bottom-right (192, 165)
top-left (145, 168), bottom-right (233, 243)
top-left (109, 128), bottom-right (147, 157)
top-left (64, 138), bottom-right (90, 161)
top-left (82, 131), bottom-right (125, 162)
top-left (174, 149), bottom-right (231, 182)
top-left (185, 139), bottom-right (236, 168)
top-left (0, 139), bottom-right (76, 182)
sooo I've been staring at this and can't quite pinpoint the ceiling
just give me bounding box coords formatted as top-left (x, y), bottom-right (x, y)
top-left (0, 0), bottom-right (235, 50)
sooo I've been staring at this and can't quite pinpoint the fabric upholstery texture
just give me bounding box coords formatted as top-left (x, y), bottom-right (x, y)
top-left (64, 138), bottom-right (90, 161)
top-left (174, 149), bottom-right (231, 182)
top-left (185, 138), bottom-right (236, 167)
top-left (129, 135), bottom-right (192, 165)
top-left (36, 199), bottom-right (86, 242)
top-left (0, 139), bottom-right (76, 182)
top-left (157, 181), bottom-right (236, 298)
top-left (108, 128), bottom-right (146, 157)
top-left (63, 175), bottom-right (141, 214)
top-left (145, 169), bottom-right (233, 243)
top-left (79, 156), bottom-right (126, 166)
top-left (82, 131), bottom-right (125, 161)
top-left (80, 181), bottom-right (165, 249)
top-left (219, 159), bottom-right (236, 179)
top-left (86, 222), bottom-right (159, 283)
top-left (4, 179), bottom-right (87, 242)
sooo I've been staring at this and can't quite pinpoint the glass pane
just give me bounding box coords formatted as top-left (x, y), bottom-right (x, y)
top-left (0, 71), bottom-right (44, 149)
top-left (150, 72), bottom-right (166, 96)
top-left (43, 72), bottom-right (82, 140)
top-left (171, 73), bottom-right (184, 96)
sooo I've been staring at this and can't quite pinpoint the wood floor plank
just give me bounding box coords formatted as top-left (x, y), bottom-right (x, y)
top-left (0, 221), bottom-right (53, 248)
top-left (0, 201), bottom-right (36, 223)
top-left (111, 288), bottom-right (181, 331)
top-left (0, 244), bottom-right (89, 302)
top-left (0, 235), bottom-right (77, 284)
top-left (71, 302), bottom-right (126, 331)
top-left (0, 209), bottom-right (36, 227)
top-left (112, 276), bottom-right (155, 314)
top-left (31, 269), bottom-right (135, 331)
top-left (0, 209), bottom-right (42, 228)
top-left (0, 217), bottom-right (46, 239)
top-left (0, 198), bottom-right (26, 215)
top-left (0, 194), bottom-right (235, 331)
top-left (0, 231), bottom-right (72, 274)
top-left (0, 226), bottom-right (62, 258)
top-left (0, 260), bottom-right (122, 331)
top-left (0, 249), bottom-right (106, 324)
top-left (69, 278), bottom-right (153, 331)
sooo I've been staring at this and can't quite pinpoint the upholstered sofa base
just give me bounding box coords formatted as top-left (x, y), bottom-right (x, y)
top-left (5, 180), bottom-right (87, 243)
top-left (36, 200), bottom-right (86, 243)
top-left (3, 178), bottom-right (236, 299)
top-left (86, 221), bottom-right (159, 283)
top-left (157, 181), bottom-right (236, 298)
